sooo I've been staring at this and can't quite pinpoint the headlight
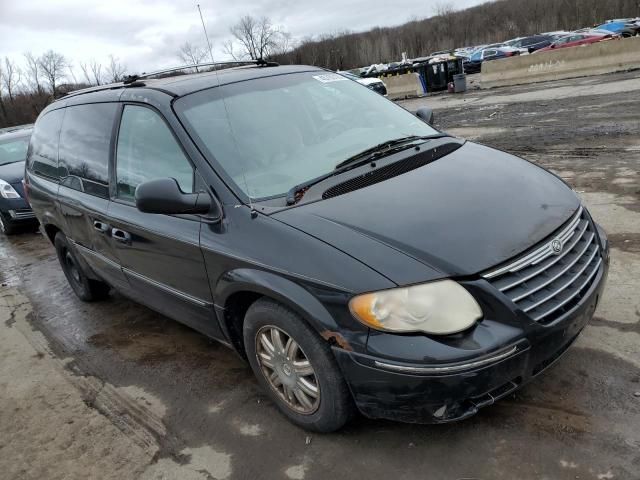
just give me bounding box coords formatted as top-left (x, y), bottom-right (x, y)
top-left (349, 280), bottom-right (482, 335)
top-left (0, 179), bottom-right (20, 199)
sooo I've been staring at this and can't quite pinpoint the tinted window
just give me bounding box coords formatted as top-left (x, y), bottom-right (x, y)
top-left (0, 135), bottom-right (30, 166)
top-left (27, 109), bottom-right (65, 180)
top-left (115, 105), bottom-right (194, 201)
top-left (58, 103), bottom-right (117, 198)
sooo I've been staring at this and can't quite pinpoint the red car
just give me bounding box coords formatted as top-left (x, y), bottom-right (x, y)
top-left (535, 33), bottom-right (612, 53)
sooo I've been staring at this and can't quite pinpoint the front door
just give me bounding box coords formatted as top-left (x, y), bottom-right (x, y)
top-left (107, 104), bottom-right (219, 337)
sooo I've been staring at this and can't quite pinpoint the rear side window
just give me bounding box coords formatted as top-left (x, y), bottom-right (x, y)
top-left (58, 103), bottom-right (117, 198)
top-left (27, 109), bottom-right (65, 180)
top-left (115, 105), bottom-right (194, 201)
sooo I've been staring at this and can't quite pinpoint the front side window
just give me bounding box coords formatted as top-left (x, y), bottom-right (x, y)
top-left (58, 103), bottom-right (117, 198)
top-left (0, 135), bottom-right (30, 166)
top-left (27, 109), bottom-right (65, 180)
top-left (115, 105), bottom-right (194, 201)
top-left (176, 72), bottom-right (439, 199)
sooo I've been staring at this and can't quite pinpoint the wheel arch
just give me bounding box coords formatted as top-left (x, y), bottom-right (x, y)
top-left (215, 268), bottom-right (346, 358)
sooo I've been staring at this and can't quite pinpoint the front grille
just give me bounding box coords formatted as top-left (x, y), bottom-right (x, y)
top-left (9, 208), bottom-right (35, 220)
top-left (484, 206), bottom-right (602, 324)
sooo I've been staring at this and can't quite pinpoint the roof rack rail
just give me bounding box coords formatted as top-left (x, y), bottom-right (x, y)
top-left (122, 58), bottom-right (279, 85)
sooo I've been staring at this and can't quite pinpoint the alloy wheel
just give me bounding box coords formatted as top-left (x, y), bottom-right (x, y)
top-left (64, 250), bottom-right (82, 284)
top-left (255, 325), bottom-right (320, 414)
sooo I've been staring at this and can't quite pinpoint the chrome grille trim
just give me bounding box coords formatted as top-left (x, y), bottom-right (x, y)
top-left (522, 245), bottom-right (599, 312)
top-left (510, 232), bottom-right (594, 301)
top-left (8, 208), bottom-right (36, 220)
top-left (498, 219), bottom-right (590, 292)
top-left (531, 258), bottom-right (602, 321)
top-left (483, 207), bottom-right (602, 324)
top-left (483, 206), bottom-right (583, 279)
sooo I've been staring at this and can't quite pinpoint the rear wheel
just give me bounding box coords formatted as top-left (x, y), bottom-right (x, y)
top-left (54, 232), bottom-right (110, 302)
top-left (244, 298), bottom-right (354, 432)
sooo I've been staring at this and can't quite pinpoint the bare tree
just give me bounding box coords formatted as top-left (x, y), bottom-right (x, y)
top-left (23, 52), bottom-right (43, 94)
top-left (227, 15), bottom-right (284, 60)
top-left (79, 62), bottom-right (92, 85)
top-left (79, 59), bottom-right (104, 85)
top-left (223, 39), bottom-right (244, 61)
top-left (176, 42), bottom-right (209, 69)
top-left (66, 64), bottom-right (78, 85)
top-left (1, 57), bottom-right (21, 103)
top-left (105, 55), bottom-right (126, 83)
top-left (38, 50), bottom-right (68, 95)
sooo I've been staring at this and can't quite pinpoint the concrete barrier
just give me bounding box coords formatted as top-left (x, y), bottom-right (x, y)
top-left (381, 72), bottom-right (424, 99)
top-left (481, 36), bottom-right (640, 88)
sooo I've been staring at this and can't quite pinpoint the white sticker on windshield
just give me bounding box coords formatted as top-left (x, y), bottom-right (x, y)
top-left (312, 74), bottom-right (348, 83)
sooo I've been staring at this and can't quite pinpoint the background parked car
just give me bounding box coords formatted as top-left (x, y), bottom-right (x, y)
top-left (597, 19), bottom-right (640, 37)
top-left (503, 34), bottom-right (554, 52)
top-left (535, 33), bottom-right (613, 53)
top-left (338, 71), bottom-right (387, 95)
top-left (463, 47), bottom-right (521, 74)
top-left (0, 125), bottom-right (38, 235)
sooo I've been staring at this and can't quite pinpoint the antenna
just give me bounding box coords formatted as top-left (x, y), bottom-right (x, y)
top-left (195, 4), bottom-right (257, 218)
top-left (197, 4), bottom-right (215, 63)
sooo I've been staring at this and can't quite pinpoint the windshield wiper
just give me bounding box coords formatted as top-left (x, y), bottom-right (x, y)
top-left (285, 134), bottom-right (446, 205)
top-left (334, 135), bottom-right (432, 170)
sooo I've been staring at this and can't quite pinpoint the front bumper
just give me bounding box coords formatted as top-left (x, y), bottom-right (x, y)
top-left (1, 197), bottom-right (38, 226)
top-left (333, 234), bottom-right (609, 424)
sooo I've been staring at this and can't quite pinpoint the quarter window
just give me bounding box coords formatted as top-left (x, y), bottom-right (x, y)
top-left (27, 109), bottom-right (65, 180)
top-left (115, 105), bottom-right (194, 201)
top-left (58, 103), bottom-right (117, 198)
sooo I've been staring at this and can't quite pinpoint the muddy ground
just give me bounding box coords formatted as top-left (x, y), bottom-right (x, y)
top-left (1, 70), bottom-right (639, 480)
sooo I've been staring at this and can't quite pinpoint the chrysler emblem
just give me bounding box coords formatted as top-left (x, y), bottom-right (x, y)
top-left (551, 238), bottom-right (563, 254)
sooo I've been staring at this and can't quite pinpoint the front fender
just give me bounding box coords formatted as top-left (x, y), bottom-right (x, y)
top-left (215, 268), bottom-right (368, 353)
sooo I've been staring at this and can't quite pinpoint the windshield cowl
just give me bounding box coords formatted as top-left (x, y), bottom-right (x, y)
top-left (277, 137), bottom-right (464, 209)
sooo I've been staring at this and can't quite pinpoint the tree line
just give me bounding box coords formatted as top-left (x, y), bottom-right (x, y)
top-left (0, 51), bottom-right (127, 128)
top-left (2, 0), bottom-right (639, 128)
top-left (272, 0), bottom-right (640, 69)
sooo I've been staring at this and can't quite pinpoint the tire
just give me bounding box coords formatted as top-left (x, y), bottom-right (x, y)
top-left (54, 232), bottom-right (110, 302)
top-left (243, 298), bottom-right (354, 432)
top-left (0, 213), bottom-right (17, 235)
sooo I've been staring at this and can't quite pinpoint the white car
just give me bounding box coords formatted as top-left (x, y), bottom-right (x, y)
top-left (338, 71), bottom-right (387, 96)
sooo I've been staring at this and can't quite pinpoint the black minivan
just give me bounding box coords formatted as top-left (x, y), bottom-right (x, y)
top-left (26, 63), bottom-right (608, 432)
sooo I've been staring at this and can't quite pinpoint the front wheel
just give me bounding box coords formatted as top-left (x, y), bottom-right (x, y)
top-left (54, 232), bottom-right (111, 302)
top-left (244, 298), bottom-right (354, 432)
top-left (0, 213), bottom-right (17, 235)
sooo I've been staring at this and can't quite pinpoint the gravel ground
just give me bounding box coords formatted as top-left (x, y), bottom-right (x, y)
top-left (1, 70), bottom-right (639, 480)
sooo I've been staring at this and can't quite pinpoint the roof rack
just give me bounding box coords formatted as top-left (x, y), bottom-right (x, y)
top-left (122, 58), bottom-right (279, 85)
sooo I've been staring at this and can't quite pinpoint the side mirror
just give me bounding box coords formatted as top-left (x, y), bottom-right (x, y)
top-left (135, 178), bottom-right (211, 215)
top-left (415, 107), bottom-right (435, 125)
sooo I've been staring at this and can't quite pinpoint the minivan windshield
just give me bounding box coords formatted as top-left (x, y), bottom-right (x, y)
top-left (176, 71), bottom-right (438, 199)
top-left (0, 136), bottom-right (30, 166)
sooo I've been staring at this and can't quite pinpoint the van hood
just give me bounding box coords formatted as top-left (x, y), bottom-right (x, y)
top-left (272, 141), bottom-right (580, 285)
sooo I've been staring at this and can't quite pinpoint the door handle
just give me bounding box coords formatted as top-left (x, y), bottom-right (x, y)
top-left (93, 220), bottom-right (109, 233)
top-left (111, 228), bottom-right (131, 244)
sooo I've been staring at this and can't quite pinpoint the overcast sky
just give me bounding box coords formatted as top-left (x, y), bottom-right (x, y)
top-left (1, 0), bottom-right (487, 76)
